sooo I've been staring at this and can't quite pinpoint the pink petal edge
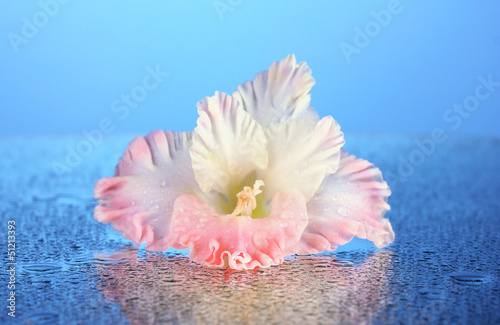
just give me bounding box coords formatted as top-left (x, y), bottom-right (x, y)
top-left (170, 190), bottom-right (309, 270)
top-left (94, 130), bottom-right (199, 252)
top-left (288, 149), bottom-right (394, 255)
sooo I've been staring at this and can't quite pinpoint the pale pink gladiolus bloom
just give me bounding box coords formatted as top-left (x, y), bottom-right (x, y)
top-left (94, 55), bottom-right (395, 270)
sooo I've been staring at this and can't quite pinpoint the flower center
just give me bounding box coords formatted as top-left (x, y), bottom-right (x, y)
top-left (230, 180), bottom-right (265, 217)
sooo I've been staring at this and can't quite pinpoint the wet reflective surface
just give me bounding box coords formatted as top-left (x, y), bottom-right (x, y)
top-left (1, 135), bottom-right (499, 324)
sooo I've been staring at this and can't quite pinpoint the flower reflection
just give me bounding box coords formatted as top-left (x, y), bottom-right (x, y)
top-left (94, 248), bottom-right (393, 324)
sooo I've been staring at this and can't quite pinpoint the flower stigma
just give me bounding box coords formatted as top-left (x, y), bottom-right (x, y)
top-left (230, 180), bottom-right (265, 217)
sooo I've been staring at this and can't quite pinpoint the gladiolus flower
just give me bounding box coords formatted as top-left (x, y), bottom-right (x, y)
top-left (94, 55), bottom-right (394, 270)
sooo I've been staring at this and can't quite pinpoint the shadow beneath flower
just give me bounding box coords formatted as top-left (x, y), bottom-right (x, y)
top-left (94, 247), bottom-right (394, 324)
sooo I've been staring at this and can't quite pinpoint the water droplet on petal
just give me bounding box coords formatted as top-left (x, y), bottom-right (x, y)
top-left (337, 207), bottom-right (350, 217)
top-left (159, 180), bottom-right (167, 187)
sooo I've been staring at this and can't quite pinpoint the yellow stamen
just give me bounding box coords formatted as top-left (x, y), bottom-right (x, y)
top-left (230, 180), bottom-right (265, 217)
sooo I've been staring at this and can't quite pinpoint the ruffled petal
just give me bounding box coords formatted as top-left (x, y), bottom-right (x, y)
top-left (288, 150), bottom-right (394, 255)
top-left (261, 117), bottom-right (344, 201)
top-left (190, 91), bottom-right (268, 195)
top-left (232, 54), bottom-right (317, 128)
top-left (170, 190), bottom-right (308, 270)
top-left (94, 130), bottom-right (201, 251)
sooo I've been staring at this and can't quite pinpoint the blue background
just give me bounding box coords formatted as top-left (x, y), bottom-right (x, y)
top-left (1, 0), bottom-right (499, 137)
top-left (1, 3), bottom-right (500, 323)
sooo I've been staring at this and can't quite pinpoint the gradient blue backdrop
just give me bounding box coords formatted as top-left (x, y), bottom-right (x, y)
top-left (1, 1), bottom-right (499, 137)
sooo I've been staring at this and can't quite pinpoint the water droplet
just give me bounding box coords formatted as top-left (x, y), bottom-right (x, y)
top-left (159, 180), bottom-right (167, 187)
top-left (23, 263), bottom-right (62, 272)
top-left (332, 259), bottom-right (354, 267)
top-left (280, 222), bottom-right (288, 228)
top-left (67, 254), bottom-right (93, 266)
top-left (451, 272), bottom-right (491, 285)
top-left (130, 201), bottom-right (136, 207)
top-left (337, 207), bottom-right (350, 217)
top-left (94, 256), bottom-right (129, 265)
top-left (25, 311), bottom-right (59, 323)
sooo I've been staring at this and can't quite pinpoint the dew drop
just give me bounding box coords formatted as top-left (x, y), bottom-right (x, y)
top-left (94, 256), bottom-right (129, 265)
top-left (451, 272), bottom-right (491, 285)
top-left (23, 263), bottom-right (62, 272)
top-left (25, 311), bottom-right (59, 323)
top-left (337, 207), bottom-right (350, 217)
top-left (159, 180), bottom-right (167, 187)
top-left (332, 259), bottom-right (354, 267)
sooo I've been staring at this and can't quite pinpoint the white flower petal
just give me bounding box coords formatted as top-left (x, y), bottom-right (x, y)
top-left (232, 54), bottom-right (317, 128)
top-left (261, 116), bottom-right (344, 201)
top-left (190, 91), bottom-right (268, 195)
top-left (288, 150), bottom-right (394, 255)
top-left (94, 131), bottom-right (202, 251)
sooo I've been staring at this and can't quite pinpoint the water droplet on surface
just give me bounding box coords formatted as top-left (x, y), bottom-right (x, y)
top-left (94, 256), bottom-right (129, 265)
top-left (23, 263), bottom-right (62, 272)
top-left (332, 259), bottom-right (354, 267)
top-left (67, 254), bottom-right (94, 266)
top-left (26, 311), bottom-right (59, 323)
top-left (451, 272), bottom-right (491, 285)
top-left (159, 180), bottom-right (167, 187)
